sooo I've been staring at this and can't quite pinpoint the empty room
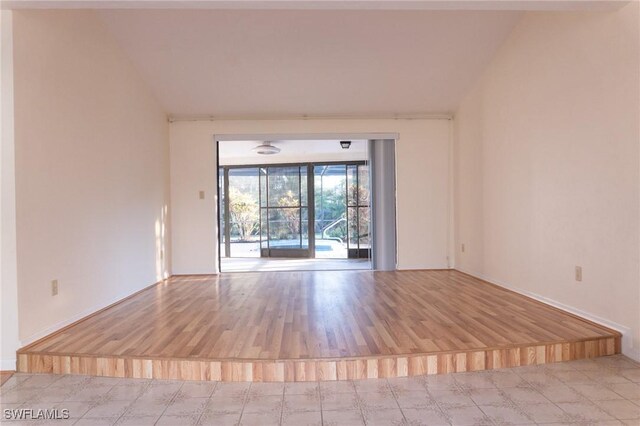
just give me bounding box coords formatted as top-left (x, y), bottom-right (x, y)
top-left (0, 0), bottom-right (639, 425)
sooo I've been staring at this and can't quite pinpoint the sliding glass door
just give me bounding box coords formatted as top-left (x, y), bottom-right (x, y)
top-left (313, 165), bottom-right (347, 259)
top-left (219, 161), bottom-right (369, 260)
top-left (347, 164), bottom-right (371, 258)
top-left (260, 166), bottom-right (310, 258)
top-left (219, 167), bottom-right (262, 258)
top-left (313, 164), bottom-right (370, 259)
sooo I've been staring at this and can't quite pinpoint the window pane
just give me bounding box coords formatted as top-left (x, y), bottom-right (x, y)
top-left (268, 208), bottom-right (301, 249)
top-left (268, 167), bottom-right (300, 207)
top-left (347, 165), bottom-right (358, 207)
top-left (358, 206), bottom-right (370, 247)
top-left (314, 165), bottom-right (348, 258)
top-left (358, 165), bottom-right (370, 206)
top-left (260, 168), bottom-right (267, 207)
top-left (218, 168), bottom-right (226, 256)
top-left (300, 166), bottom-right (308, 207)
top-left (301, 207), bottom-right (309, 249)
top-left (228, 168), bottom-right (260, 257)
top-left (260, 208), bottom-right (268, 249)
top-left (347, 206), bottom-right (358, 247)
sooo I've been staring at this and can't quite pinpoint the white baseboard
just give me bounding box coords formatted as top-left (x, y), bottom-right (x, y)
top-left (1, 358), bottom-right (16, 371)
top-left (455, 267), bottom-right (638, 362)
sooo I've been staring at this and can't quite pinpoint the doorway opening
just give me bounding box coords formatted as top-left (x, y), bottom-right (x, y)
top-left (217, 139), bottom-right (372, 272)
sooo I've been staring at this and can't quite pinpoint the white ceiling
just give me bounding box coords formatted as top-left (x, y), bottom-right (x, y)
top-left (96, 9), bottom-right (522, 117)
top-left (218, 139), bottom-right (368, 165)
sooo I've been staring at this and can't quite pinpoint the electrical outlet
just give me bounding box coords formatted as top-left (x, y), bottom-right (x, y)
top-left (199, 190), bottom-right (205, 200)
top-left (51, 280), bottom-right (59, 296)
top-left (575, 266), bottom-right (582, 282)
top-left (461, 243), bottom-right (465, 253)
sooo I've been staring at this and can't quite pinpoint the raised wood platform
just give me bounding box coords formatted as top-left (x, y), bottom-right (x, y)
top-left (17, 270), bottom-right (620, 382)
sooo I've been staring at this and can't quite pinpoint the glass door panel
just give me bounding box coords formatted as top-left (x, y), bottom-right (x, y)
top-left (346, 164), bottom-right (370, 259)
top-left (218, 167), bottom-right (226, 257)
top-left (227, 168), bottom-right (260, 257)
top-left (260, 166), bottom-right (310, 258)
top-left (313, 165), bottom-right (348, 259)
top-left (358, 206), bottom-right (371, 251)
top-left (267, 167), bottom-right (300, 206)
top-left (268, 208), bottom-right (300, 248)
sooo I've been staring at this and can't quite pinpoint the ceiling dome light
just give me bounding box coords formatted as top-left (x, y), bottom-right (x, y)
top-left (252, 142), bottom-right (281, 155)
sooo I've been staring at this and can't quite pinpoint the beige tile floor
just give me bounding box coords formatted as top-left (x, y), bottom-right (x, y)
top-left (0, 355), bottom-right (639, 425)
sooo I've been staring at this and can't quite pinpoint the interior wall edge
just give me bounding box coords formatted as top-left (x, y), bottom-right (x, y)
top-left (0, 8), bottom-right (20, 374)
top-left (455, 267), bottom-right (637, 362)
top-left (447, 118), bottom-right (455, 269)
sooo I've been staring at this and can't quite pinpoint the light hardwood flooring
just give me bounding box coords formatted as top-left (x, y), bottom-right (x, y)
top-left (18, 270), bottom-right (620, 381)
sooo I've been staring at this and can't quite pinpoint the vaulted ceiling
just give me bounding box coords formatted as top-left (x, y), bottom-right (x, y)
top-left (96, 9), bottom-right (522, 117)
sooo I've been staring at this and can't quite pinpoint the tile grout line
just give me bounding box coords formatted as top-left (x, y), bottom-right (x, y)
top-left (564, 376), bottom-right (638, 422)
top-left (81, 377), bottom-right (152, 425)
top-left (151, 380), bottom-right (187, 425)
top-left (279, 383), bottom-right (285, 425)
top-left (423, 382), bottom-right (454, 425)
top-left (516, 365), bottom-right (580, 416)
top-left (450, 377), bottom-right (497, 426)
top-left (114, 378), bottom-right (157, 425)
top-left (236, 381), bottom-right (252, 426)
top-left (351, 381), bottom-right (365, 425)
top-left (317, 381), bottom-right (324, 426)
top-left (62, 376), bottom-right (116, 425)
top-left (387, 378), bottom-right (409, 424)
top-left (513, 364), bottom-right (613, 424)
top-left (192, 381), bottom-right (219, 426)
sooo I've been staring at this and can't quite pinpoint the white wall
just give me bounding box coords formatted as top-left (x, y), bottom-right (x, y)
top-left (454, 3), bottom-right (640, 360)
top-left (1, 10), bottom-right (20, 370)
top-left (170, 119), bottom-right (451, 274)
top-left (12, 10), bottom-right (171, 345)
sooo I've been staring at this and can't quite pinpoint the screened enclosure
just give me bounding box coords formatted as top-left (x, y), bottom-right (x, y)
top-left (218, 162), bottom-right (370, 261)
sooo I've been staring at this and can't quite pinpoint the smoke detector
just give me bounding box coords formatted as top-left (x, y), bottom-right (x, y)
top-left (252, 141), bottom-right (281, 155)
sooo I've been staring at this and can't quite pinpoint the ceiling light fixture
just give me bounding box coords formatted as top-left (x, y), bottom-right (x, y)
top-left (253, 141), bottom-right (281, 155)
top-left (340, 140), bottom-right (352, 149)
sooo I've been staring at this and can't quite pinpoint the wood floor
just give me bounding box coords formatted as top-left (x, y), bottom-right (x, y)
top-left (18, 270), bottom-right (620, 382)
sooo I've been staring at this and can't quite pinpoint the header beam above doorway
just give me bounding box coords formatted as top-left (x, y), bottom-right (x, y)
top-left (214, 133), bottom-right (399, 142)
